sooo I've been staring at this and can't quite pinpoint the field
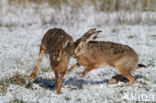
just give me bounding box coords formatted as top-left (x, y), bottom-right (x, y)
top-left (0, 0), bottom-right (156, 103)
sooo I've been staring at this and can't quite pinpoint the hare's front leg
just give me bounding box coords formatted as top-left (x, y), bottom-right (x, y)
top-left (55, 71), bottom-right (65, 94)
top-left (30, 50), bottom-right (45, 82)
top-left (67, 63), bottom-right (80, 74)
top-left (82, 64), bottom-right (99, 76)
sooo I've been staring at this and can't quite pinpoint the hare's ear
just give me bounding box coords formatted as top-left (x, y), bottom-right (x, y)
top-left (84, 30), bottom-right (102, 43)
top-left (63, 40), bottom-right (69, 49)
top-left (76, 28), bottom-right (102, 46)
top-left (56, 39), bottom-right (72, 61)
top-left (80, 28), bottom-right (96, 42)
top-left (73, 28), bottom-right (101, 57)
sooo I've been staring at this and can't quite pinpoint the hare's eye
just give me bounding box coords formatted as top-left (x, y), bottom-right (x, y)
top-left (77, 48), bottom-right (81, 51)
top-left (76, 47), bottom-right (81, 53)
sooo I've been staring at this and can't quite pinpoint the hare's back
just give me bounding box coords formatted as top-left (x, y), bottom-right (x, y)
top-left (42, 28), bottom-right (73, 62)
top-left (88, 41), bottom-right (137, 60)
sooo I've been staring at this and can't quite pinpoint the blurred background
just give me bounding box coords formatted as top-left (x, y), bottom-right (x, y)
top-left (0, 0), bottom-right (156, 29)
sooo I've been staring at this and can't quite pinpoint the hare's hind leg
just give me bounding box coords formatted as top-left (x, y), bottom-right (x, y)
top-left (82, 64), bottom-right (99, 76)
top-left (30, 45), bottom-right (46, 82)
top-left (115, 65), bottom-right (136, 86)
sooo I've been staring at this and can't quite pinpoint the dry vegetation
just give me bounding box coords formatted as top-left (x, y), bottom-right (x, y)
top-left (0, 0), bottom-right (155, 28)
top-left (0, 73), bottom-right (28, 94)
top-left (8, 0), bottom-right (156, 11)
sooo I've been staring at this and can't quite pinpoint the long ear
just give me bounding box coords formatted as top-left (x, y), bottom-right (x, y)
top-left (84, 30), bottom-right (102, 43)
top-left (63, 40), bottom-right (69, 49)
top-left (75, 28), bottom-right (102, 45)
top-left (73, 28), bottom-right (102, 57)
top-left (56, 40), bottom-right (69, 61)
top-left (80, 28), bottom-right (96, 42)
top-left (56, 38), bottom-right (73, 61)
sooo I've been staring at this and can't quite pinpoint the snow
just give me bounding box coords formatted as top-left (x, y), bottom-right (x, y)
top-left (0, 0), bottom-right (156, 103)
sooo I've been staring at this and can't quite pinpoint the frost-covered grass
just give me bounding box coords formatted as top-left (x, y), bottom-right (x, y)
top-left (0, 0), bottom-right (156, 103)
top-left (9, 98), bottom-right (26, 103)
top-left (0, 73), bottom-right (28, 94)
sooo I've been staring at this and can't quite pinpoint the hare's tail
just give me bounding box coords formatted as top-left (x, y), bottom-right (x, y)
top-left (137, 64), bottom-right (146, 69)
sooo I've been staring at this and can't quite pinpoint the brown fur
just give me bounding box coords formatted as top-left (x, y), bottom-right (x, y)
top-left (30, 28), bottom-right (74, 94)
top-left (68, 41), bottom-right (139, 86)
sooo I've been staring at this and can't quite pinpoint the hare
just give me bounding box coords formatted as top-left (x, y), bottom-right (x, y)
top-left (29, 28), bottom-right (74, 94)
top-left (67, 31), bottom-right (146, 86)
top-left (29, 28), bottom-right (101, 94)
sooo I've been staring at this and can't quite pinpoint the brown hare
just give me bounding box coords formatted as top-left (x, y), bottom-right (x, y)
top-left (29, 28), bottom-right (101, 94)
top-left (29, 28), bottom-right (74, 94)
top-left (67, 31), bottom-right (146, 86)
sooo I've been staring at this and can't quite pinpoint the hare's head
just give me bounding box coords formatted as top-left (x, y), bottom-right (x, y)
top-left (52, 34), bottom-right (74, 61)
top-left (73, 28), bottom-right (101, 57)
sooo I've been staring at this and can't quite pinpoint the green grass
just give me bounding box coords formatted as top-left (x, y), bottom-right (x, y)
top-left (150, 34), bottom-right (156, 39)
top-left (147, 58), bottom-right (155, 67)
top-left (112, 28), bottom-right (119, 33)
top-left (64, 96), bottom-right (71, 101)
top-left (128, 35), bottom-right (137, 39)
top-left (77, 98), bottom-right (81, 102)
top-left (41, 68), bottom-right (51, 73)
top-left (0, 73), bottom-right (28, 94)
top-left (66, 85), bottom-right (77, 91)
top-left (9, 98), bottom-right (27, 103)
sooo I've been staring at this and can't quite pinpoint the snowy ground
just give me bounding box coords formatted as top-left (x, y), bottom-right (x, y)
top-left (0, 1), bottom-right (156, 103)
